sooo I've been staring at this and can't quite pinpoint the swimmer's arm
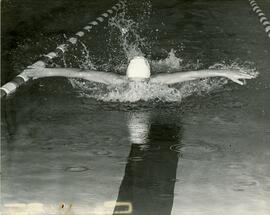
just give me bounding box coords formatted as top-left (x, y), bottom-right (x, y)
top-left (150, 69), bottom-right (256, 85)
top-left (23, 67), bottom-right (127, 85)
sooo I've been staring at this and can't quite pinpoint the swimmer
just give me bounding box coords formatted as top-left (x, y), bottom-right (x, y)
top-left (23, 56), bottom-right (256, 86)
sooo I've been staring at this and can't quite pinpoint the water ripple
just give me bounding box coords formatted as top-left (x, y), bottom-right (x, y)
top-left (64, 166), bottom-right (90, 172)
top-left (170, 141), bottom-right (222, 161)
top-left (232, 176), bottom-right (260, 191)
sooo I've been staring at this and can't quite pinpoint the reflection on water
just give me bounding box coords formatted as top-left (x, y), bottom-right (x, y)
top-left (127, 112), bottom-right (150, 145)
top-left (114, 112), bottom-right (182, 215)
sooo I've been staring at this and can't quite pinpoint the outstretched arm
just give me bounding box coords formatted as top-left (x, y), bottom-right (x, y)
top-left (23, 67), bottom-right (126, 85)
top-left (150, 69), bottom-right (256, 85)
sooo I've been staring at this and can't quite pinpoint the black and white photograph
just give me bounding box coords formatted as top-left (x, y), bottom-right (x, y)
top-left (1, 0), bottom-right (270, 214)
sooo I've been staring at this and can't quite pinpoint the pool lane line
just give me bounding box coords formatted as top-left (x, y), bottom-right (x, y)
top-left (248, 0), bottom-right (270, 38)
top-left (0, 0), bottom-right (126, 99)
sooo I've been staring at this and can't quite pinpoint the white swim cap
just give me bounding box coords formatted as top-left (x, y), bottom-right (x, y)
top-left (126, 56), bottom-right (150, 79)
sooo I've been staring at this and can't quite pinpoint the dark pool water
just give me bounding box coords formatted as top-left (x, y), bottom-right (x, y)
top-left (1, 0), bottom-right (270, 214)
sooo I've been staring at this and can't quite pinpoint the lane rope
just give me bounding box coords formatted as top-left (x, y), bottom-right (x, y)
top-left (248, 0), bottom-right (270, 38)
top-left (0, 0), bottom-right (126, 98)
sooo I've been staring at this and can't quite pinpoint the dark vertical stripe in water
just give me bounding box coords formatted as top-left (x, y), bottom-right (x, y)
top-left (114, 122), bottom-right (182, 215)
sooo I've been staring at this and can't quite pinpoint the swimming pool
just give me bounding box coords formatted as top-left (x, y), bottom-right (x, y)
top-left (1, 0), bottom-right (270, 214)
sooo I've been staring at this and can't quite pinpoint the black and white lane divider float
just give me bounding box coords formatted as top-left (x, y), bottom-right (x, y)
top-left (0, 0), bottom-right (126, 98)
top-left (249, 0), bottom-right (270, 38)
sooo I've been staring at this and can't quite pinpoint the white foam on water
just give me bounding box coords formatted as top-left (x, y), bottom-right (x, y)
top-left (98, 82), bottom-right (183, 102)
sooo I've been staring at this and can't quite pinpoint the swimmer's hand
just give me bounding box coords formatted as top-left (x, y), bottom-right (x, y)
top-left (222, 70), bottom-right (257, 85)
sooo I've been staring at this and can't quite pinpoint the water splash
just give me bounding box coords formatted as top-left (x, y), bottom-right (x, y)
top-left (98, 82), bottom-right (183, 102)
top-left (108, 12), bottom-right (145, 61)
top-left (78, 41), bottom-right (97, 70)
top-left (67, 1), bottom-right (258, 103)
top-left (68, 41), bottom-right (98, 88)
top-left (107, 0), bottom-right (152, 62)
top-left (151, 49), bottom-right (183, 71)
top-left (209, 60), bottom-right (258, 77)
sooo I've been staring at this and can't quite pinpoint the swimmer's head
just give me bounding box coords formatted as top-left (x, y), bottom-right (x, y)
top-left (126, 56), bottom-right (150, 80)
